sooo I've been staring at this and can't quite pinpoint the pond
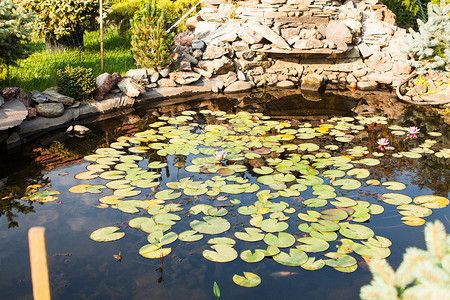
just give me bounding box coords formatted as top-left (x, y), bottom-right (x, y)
top-left (0, 90), bottom-right (449, 300)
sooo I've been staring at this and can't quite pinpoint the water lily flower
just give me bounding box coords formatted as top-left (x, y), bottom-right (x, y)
top-left (214, 150), bottom-right (228, 162)
top-left (377, 138), bottom-right (389, 150)
top-left (407, 126), bottom-right (420, 138)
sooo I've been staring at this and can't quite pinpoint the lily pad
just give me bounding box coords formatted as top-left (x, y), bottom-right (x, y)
top-left (240, 250), bottom-right (265, 263)
top-left (203, 244), bottom-right (238, 263)
top-left (260, 218), bottom-right (289, 233)
top-left (147, 231), bottom-right (178, 245)
top-left (273, 248), bottom-right (308, 266)
top-left (117, 200), bottom-right (149, 213)
top-left (190, 216), bottom-right (230, 235)
top-left (139, 244), bottom-right (171, 258)
top-left (339, 223), bottom-right (374, 240)
top-left (155, 189), bottom-right (181, 200)
top-left (382, 181), bottom-right (406, 191)
top-left (301, 257), bottom-right (325, 270)
top-left (324, 252), bottom-right (357, 268)
top-left (235, 228), bottom-right (265, 242)
top-left (263, 232), bottom-right (295, 248)
top-left (332, 179), bottom-right (361, 190)
top-left (296, 237), bottom-right (329, 252)
top-left (352, 242), bottom-right (391, 259)
top-left (382, 193), bottom-right (413, 205)
top-left (347, 168), bottom-right (370, 179)
top-left (90, 226), bottom-right (125, 242)
top-left (311, 220), bottom-right (340, 232)
top-left (233, 272), bottom-right (261, 287)
top-left (178, 230), bottom-right (203, 242)
top-left (413, 195), bottom-right (449, 208)
top-left (397, 204), bottom-right (432, 217)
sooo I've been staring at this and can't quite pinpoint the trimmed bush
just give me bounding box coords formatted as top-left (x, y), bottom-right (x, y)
top-left (57, 66), bottom-right (96, 100)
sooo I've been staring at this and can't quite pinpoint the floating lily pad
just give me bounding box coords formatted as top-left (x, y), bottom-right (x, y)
top-left (382, 193), bottom-right (412, 205)
top-left (301, 257), bottom-right (325, 270)
top-left (240, 250), bottom-right (265, 263)
top-left (69, 184), bottom-right (90, 193)
top-left (296, 237), bottom-right (329, 252)
top-left (114, 187), bottom-right (141, 197)
top-left (147, 231), bottom-right (178, 245)
top-left (397, 204), bottom-right (432, 217)
top-left (139, 244), bottom-right (171, 258)
top-left (382, 181), bottom-right (406, 191)
top-left (235, 228), bottom-right (265, 242)
top-left (203, 244), bottom-right (238, 263)
top-left (260, 218), bottom-right (289, 232)
top-left (347, 168), bottom-right (370, 179)
top-left (90, 226), bottom-right (124, 242)
top-left (401, 216), bottom-right (426, 226)
top-left (320, 209), bottom-right (348, 221)
top-left (190, 216), bottom-right (230, 235)
top-left (117, 200), bottom-right (149, 213)
top-left (155, 189), bottom-right (181, 200)
top-left (330, 197), bottom-right (357, 208)
top-left (233, 272), bottom-right (261, 287)
top-left (238, 206), bottom-right (258, 215)
top-left (100, 170), bottom-right (125, 180)
top-left (352, 242), bottom-right (391, 259)
top-left (178, 230), bottom-right (203, 242)
top-left (264, 232), bottom-right (295, 248)
top-left (413, 195), bottom-right (449, 208)
top-left (339, 223), bottom-right (374, 240)
top-left (273, 248), bottom-right (308, 266)
top-left (324, 252), bottom-right (357, 268)
top-left (311, 220), bottom-right (340, 232)
top-left (332, 179), bottom-right (361, 190)
top-left (303, 198), bottom-right (328, 208)
top-left (75, 171), bottom-right (98, 180)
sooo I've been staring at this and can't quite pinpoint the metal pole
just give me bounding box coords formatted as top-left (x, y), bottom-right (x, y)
top-left (100, 0), bottom-right (104, 73)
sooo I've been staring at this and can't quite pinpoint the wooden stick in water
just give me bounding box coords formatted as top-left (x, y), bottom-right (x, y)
top-left (28, 227), bottom-right (51, 300)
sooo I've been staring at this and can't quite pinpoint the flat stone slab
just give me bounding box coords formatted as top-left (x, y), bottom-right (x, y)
top-left (0, 99), bottom-right (28, 130)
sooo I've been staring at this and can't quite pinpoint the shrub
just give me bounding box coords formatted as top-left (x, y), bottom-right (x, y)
top-left (404, 3), bottom-right (450, 74)
top-left (106, 0), bottom-right (142, 35)
top-left (0, 0), bottom-right (33, 79)
top-left (381, 0), bottom-right (429, 28)
top-left (360, 220), bottom-right (450, 299)
top-left (56, 66), bottom-right (96, 100)
top-left (130, 0), bottom-right (174, 69)
top-left (21, 0), bottom-right (99, 39)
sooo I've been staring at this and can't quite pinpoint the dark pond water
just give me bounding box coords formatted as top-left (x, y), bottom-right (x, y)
top-left (0, 90), bottom-right (449, 300)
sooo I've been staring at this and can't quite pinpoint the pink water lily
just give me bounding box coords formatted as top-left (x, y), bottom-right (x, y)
top-left (407, 126), bottom-right (420, 138)
top-left (214, 150), bottom-right (228, 162)
top-left (377, 138), bottom-right (389, 150)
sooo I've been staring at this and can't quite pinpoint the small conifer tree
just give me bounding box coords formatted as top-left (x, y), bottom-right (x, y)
top-left (130, 0), bottom-right (174, 69)
top-left (0, 0), bottom-right (33, 78)
top-left (360, 220), bottom-right (450, 299)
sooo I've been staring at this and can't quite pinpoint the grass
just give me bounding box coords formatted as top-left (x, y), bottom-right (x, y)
top-left (4, 26), bottom-right (134, 92)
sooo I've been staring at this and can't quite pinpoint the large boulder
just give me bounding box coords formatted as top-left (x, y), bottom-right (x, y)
top-left (117, 78), bottom-right (146, 97)
top-left (169, 71), bottom-right (202, 85)
top-left (301, 74), bottom-right (326, 93)
top-left (36, 102), bottom-right (64, 118)
top-left (125, 69), bottom-right (147, 82)
top-left (202, 43), bottom-right (231, 60)
top-left (95, 72), bottom-right (120, 101)
top-left (197, 56), bottom-right (235, 75)
top-left (194, 21), bottom-right (222, 40)
top-left (325, 20), bottom-right (353, 45)
top-left (223, 81), bottom-right (253, 93)
top-left (42, 89), bottom-right (75, 106)
top-left (30, 90), bottom-right (48, 104)
top-left (365, 52), bottom-right (393, 72)
top-left (247, 22), bottom-right (291, 50)
top-left (0, 99), bottom-right (28, 130)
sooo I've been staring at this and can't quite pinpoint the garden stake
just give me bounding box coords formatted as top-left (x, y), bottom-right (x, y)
top-left (28, 227), bottom-right (51, 300)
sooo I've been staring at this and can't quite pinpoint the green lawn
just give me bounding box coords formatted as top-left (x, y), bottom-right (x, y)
top-left (5, 26), bottom-right (134, 92)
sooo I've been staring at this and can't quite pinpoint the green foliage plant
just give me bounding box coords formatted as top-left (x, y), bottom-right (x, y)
top-left (106, 0), bottom-right (142, 35)
top-left (382, 0), bottom-right (429, 28)
top-left (404, 3), bottom-right (450, 74)
top-left (360, 220), bottom-right (450, 299)
top-left (21, 0), bottom-right (99, 39)
top-left (0, 0), bottom-right (33, 79)
top-left (130, 0), bottom-right (174, 69)
top-left (213, 281), bottom-right (220, 299)
top-left (56, 66), bottom-right (96, 100)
